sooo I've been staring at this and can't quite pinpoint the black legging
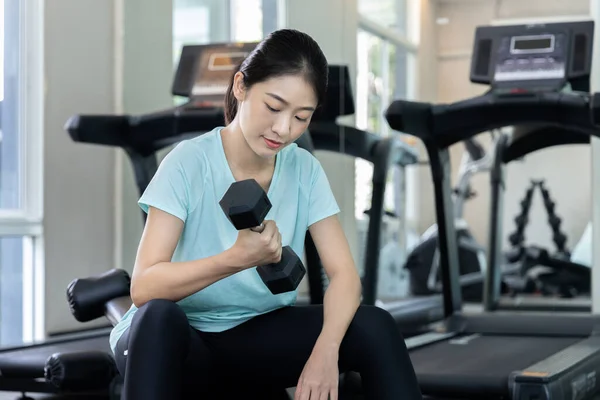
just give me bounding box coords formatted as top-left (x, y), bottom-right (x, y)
top-left (114, 299), bottom-right (422, 400)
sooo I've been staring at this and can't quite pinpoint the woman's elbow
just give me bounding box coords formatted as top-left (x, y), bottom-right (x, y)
top-left (130, 280), bottom-right (149, 308)
top-left (129, 269), bottom-right (155, 308)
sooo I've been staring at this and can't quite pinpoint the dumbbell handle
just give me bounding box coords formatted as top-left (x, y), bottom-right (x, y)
top-left (250, 223), bottom-right (265, 233)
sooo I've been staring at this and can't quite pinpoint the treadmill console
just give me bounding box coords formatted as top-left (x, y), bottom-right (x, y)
top-left (470, 21), bottom-right (594, 91)
top-left (170, 42), bottom-right (356, 121)
top-left (171, 42), bottom-right (258, 107)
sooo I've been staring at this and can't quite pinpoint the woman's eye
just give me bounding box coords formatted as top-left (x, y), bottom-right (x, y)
top-left (296, 116), bottom-right (308, 122)
top-left (265, 103), bottom-right (280, 112)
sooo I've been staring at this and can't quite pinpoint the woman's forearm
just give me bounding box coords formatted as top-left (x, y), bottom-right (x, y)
top-left (131, 249), bottom-right (242, 307)
top-left (317, 271), bottom-right (362, 349)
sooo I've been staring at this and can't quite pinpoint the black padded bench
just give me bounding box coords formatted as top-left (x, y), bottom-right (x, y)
top-left (0, 269), bottom-right (131, 399)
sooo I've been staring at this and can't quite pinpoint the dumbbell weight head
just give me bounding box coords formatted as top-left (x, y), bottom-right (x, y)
top-left (219, 179), bottom-right (306, 294)
top-left (257, 246), bottom-right (306, 294)
top-left (219, 179), bottom-right (272, 230)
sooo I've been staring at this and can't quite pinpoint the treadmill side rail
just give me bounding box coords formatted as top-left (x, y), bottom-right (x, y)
top-left (511, 336), bottom-right (600, 400)
top-left (498, 296), bottom-right (591, 313)
top-left (449, 313), bottom-right (600, 337)
top-left (405, 331), bottom-right (458, 350)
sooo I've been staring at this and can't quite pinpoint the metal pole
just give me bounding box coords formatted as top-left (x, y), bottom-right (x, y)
top-left (589, 0), bottom-right (600, 314)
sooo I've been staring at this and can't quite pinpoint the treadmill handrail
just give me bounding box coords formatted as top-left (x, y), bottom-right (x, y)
top-left (307, 122), bottom-right (380, 162)
top-left (385, 91), bottom-right (598, 149)
top-left (66, 106), bottom-right (226, 157)
top-left (307, 121), bottom-right (419, 170)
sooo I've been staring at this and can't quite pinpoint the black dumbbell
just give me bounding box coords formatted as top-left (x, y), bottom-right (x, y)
top-left (219, 179), bottom-right (306, 294)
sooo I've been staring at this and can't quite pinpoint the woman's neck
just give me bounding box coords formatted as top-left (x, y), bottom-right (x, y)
top-left (220, 121), bottom-right (275, 179)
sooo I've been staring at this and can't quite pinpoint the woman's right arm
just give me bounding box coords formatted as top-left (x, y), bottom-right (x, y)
top-left (130, 206), bottom-right (242, 307)
top-left (130, 206), bottom-right (282, 308)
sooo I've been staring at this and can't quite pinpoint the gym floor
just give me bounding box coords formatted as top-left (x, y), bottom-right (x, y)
top-left (0, 388), bottom-right (300, 399)
top-left (0, 395), bottom-right (70, 399)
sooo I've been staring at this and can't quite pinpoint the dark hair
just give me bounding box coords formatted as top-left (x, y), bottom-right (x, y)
top-left (224, 29), bottom-right (328, 124)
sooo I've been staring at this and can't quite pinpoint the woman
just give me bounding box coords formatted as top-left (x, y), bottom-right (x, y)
top-left (110, 28), bottom-right (422, 400)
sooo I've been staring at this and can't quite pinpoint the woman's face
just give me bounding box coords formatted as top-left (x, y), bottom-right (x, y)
top-left (233, 72), bottom-right (318, 159)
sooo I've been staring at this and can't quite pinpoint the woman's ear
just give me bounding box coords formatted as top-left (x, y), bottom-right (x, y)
top-left (232, 71), bottom-right (246, 101)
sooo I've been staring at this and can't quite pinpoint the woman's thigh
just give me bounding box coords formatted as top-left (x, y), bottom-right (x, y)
top-left (200, 305), bottom-right (401, 388)
top-left (113, 300), bottom-right (216, 398)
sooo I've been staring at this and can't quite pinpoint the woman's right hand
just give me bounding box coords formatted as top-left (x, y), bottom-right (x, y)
top-left (230, 220), bottom-right (282, 269)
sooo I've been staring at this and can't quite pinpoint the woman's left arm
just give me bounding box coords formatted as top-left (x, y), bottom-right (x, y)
top-left (309, 214), bottom-right (362, 349)
top-left (295, 214), bottom-right (362, 400)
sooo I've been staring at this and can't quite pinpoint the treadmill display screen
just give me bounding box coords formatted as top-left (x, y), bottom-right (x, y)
top-left (208, 52), bottom-right (248, 71)
top-left (190, 44), bottom-right (256, 98)
top-left (493, 32), bottom-right (565, 83)
top-left (511, 35), bottom-right (554, 53)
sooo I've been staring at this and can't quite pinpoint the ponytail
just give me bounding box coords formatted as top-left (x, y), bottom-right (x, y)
top-left (224, 64), bottom-right (242, 125)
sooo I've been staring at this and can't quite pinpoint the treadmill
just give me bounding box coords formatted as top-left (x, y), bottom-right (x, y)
top-left (384, 20), bottom-right (600, 399)
top-left (485, 124), bottom-right (592, 313)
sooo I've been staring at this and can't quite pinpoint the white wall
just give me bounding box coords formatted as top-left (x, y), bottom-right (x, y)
top-left (119, 0), bottom-right (174, 277)
top-left (425, 0), bottom-right (592, 254)
top-left (44, 0), bottom-right (117, 334)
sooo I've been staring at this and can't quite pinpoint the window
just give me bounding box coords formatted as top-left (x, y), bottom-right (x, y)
top-left (173, 0), bottom-right (281, 67)
top-left (355, 30), bottom-right (417, 218)
top-left (230, 0), bottom-right (263, 42)
top-left (172, 0), bottom-right (230, 65)
top-left (355, 1), bottom-right (419, 300)
top-left (359, 0), bottom-right (407, 36)
top-left (0, 0), bottom-right (45, 346)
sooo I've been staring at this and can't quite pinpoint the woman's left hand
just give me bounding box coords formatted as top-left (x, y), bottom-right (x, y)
top-left (295, 340), bottom-right (340, 400)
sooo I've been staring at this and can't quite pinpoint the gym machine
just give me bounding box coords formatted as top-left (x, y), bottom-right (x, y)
top-left (486, 124), bottom-right (592, 312)
top-left (382, 20), bottom-right (600, 399)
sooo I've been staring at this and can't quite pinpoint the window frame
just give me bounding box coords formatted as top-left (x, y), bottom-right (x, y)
top-left (1, 0), bottom-right (44, 231)
top-left (2, 0), bottom-right (45, 344)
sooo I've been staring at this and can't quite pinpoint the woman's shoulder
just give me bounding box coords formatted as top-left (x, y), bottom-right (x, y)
top-left (282, 140), bottom-right (318, 167)
top-left (164, 128), bottom-right (222, 168)
top-left (280, 141), bottom-right (324, 188)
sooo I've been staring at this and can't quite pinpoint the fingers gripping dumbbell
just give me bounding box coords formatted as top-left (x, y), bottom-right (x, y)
top-left (219, 179), bottom-right (306, 294)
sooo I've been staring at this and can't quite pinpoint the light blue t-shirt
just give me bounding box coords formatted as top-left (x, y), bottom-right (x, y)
top-left (109, 127), bottom-right (340, 354)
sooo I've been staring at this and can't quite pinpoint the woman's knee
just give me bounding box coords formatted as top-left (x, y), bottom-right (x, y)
top-left (132, 298), bottom-right (188, 333)
top-left (341, 306), bottom-right (411, 370)
top-left (344, 305), bottom-right (405, 352)
top-left (352, 305), bottom-right (398, 335)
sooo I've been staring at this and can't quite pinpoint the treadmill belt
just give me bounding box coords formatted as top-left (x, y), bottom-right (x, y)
top-left (409, 334), bottom-right (581, 397)
top-left (0, 334), bottom-right (111, 378)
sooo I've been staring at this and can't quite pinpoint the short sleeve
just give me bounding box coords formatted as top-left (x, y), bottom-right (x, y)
top-left (138, 141), bottom-right (196, 222)
top-left (307, 158), bottom-right (341, 227)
